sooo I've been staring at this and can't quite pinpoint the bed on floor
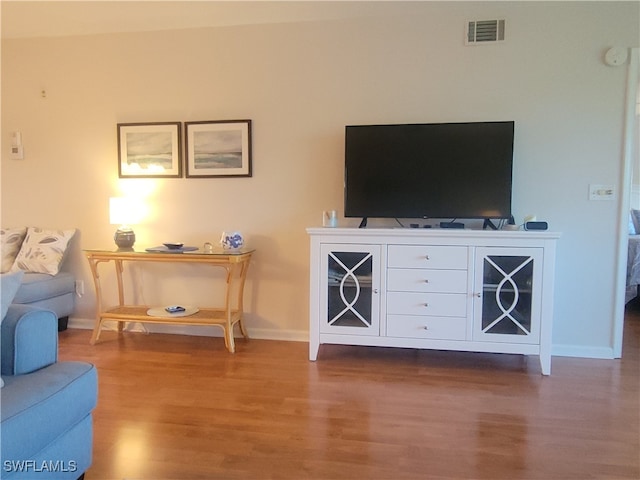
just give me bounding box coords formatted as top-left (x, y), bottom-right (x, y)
top-left (627, 210), bottom-right (640, 303)
top-left (627, 235), bottom-right (640, 303)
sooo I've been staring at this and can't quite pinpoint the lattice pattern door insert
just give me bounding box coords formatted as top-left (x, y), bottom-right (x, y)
top-left (326, 251), bottom-right (373, 328)
top-left (481, 255), bottom-right (534, 337)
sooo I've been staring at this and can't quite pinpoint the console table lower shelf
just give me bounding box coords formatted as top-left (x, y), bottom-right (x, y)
top-left (84, 248), bottom-right (254, 353)
top-left (96, 306), bottom-right (247, 352)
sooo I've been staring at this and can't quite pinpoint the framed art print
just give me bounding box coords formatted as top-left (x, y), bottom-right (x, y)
top-left (185, 120), bottom-right (252, 178)
top-left (117, 122), bottom-right (182, 178)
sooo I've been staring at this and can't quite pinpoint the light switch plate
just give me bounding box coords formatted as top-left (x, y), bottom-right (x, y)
top-left (10, 145), bottom-right (24, 160)
top-left (589, 184), bottom-right (615, 201)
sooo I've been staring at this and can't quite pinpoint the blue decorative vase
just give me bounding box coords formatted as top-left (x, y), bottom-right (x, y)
top-left (220, 231), bottom-right (244, 250)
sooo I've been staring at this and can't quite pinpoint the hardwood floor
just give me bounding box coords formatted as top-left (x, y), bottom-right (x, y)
top-left (59, 308), bottom-right (640, 480)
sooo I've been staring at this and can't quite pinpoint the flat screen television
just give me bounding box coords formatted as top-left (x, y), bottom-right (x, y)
top-left (344, 121), bottom-right (514, 223)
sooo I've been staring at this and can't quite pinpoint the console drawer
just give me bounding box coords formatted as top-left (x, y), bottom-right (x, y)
top-left (387, 315), bottom-right (467, 340)
top-left (387, 268), bottom-right (467, 293)
top-left (387, 292), bottom-right (467, 317)
top-left (388, 245), bottom-right (467, 270)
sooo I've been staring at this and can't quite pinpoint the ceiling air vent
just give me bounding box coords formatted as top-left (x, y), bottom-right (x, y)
top-left (466, 19), bottom-right (505, 45)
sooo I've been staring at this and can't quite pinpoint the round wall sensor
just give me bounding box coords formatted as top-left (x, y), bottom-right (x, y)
top-left (604, 47), bottom-right (628, 66)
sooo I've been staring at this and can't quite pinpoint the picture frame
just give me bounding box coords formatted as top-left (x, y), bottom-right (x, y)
top-left (185, 120), bottom-right (252, 178)
top-left (117, 122), bottom-right (182, 178)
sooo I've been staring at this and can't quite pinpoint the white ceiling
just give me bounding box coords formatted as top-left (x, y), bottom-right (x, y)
top-left (1, 1), bottom-right (415, 39)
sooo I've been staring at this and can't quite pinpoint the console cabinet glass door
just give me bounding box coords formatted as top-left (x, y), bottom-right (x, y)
top-left (473, 247), bottom-right (543, 344)
top-left (320, 244), bottom-right (380, 336)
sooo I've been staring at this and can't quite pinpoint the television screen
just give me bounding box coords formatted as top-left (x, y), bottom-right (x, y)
top-left (344, 121), bottom-right (514, 221)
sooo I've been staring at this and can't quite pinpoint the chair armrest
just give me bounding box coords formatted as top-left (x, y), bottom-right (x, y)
top-left (1, 304), bottom-right (58, 375)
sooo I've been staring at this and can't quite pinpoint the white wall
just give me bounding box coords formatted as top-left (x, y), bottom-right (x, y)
top-left (2, 2), bottom-right (638, 354)
top-left (632, 84), bottom-right (640, 210)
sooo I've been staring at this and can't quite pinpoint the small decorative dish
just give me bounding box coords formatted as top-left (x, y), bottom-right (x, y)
top-left (163, 242), bottom-right (184, 250)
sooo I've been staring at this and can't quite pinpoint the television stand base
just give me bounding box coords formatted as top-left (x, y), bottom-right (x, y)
top-left (358, 217), bottom-right (368, 228)
top-left (483, 218), bottom-right (499, 230)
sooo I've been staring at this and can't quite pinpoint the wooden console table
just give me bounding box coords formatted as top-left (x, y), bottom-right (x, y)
top-left (84, 248), bottom-right (254, 352)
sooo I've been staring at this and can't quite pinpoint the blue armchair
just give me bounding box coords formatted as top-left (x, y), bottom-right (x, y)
top-left (1, 304), bottom-right (97, 479)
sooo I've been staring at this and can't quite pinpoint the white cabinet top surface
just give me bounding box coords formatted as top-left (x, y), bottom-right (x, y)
top-left (307, 227), bottom-right (561, 241)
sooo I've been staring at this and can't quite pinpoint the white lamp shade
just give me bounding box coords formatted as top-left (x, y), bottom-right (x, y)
top-left (109, 197), bottom-right (144, 226)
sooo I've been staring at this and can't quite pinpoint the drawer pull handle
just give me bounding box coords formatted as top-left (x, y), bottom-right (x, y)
top-left (423, 326), bottom-right (429, 330)
top-left (424, 279), bottom-right (430, 283)
top-left (425, 255), bottom-right (430, 260)
top-left (424, 303), bottom-right (429, 307)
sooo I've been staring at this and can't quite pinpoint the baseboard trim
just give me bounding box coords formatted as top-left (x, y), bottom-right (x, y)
top-left (68, 317), bottom-right (617, 359)
top-left (551, 344), bottom-right (615, 359)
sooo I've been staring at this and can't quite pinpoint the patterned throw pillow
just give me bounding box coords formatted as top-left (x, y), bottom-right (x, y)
top-left (11, 227), bottom-right (76, 275)
top-left (0, 227), bottom-right (27, 273)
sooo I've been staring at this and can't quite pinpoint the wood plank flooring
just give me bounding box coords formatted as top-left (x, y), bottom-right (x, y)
top-left (58, 307), bottom-right (640, 480)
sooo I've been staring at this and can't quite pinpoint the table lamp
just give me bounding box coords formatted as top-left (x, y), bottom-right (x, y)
top-left (109, 197), bottom-right (142, 249)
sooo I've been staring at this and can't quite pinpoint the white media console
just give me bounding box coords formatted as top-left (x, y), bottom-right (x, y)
top-left (307, 228), bottom-right (560, 375)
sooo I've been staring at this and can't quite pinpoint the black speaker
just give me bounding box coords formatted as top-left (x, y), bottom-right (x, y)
top-left (525, 221), bottom-right (548, 231)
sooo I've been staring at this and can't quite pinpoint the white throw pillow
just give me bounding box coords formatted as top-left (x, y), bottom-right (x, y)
top-left (11, 227), bottom-right (76, 275)
top-left (0, 227), bottom-right (27, 273)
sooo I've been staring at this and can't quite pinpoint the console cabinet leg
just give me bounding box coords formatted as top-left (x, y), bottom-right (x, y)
top-left (540, 354), bottom-right (551, 376)
top-left (309, 341), bottom-right (319, 361)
